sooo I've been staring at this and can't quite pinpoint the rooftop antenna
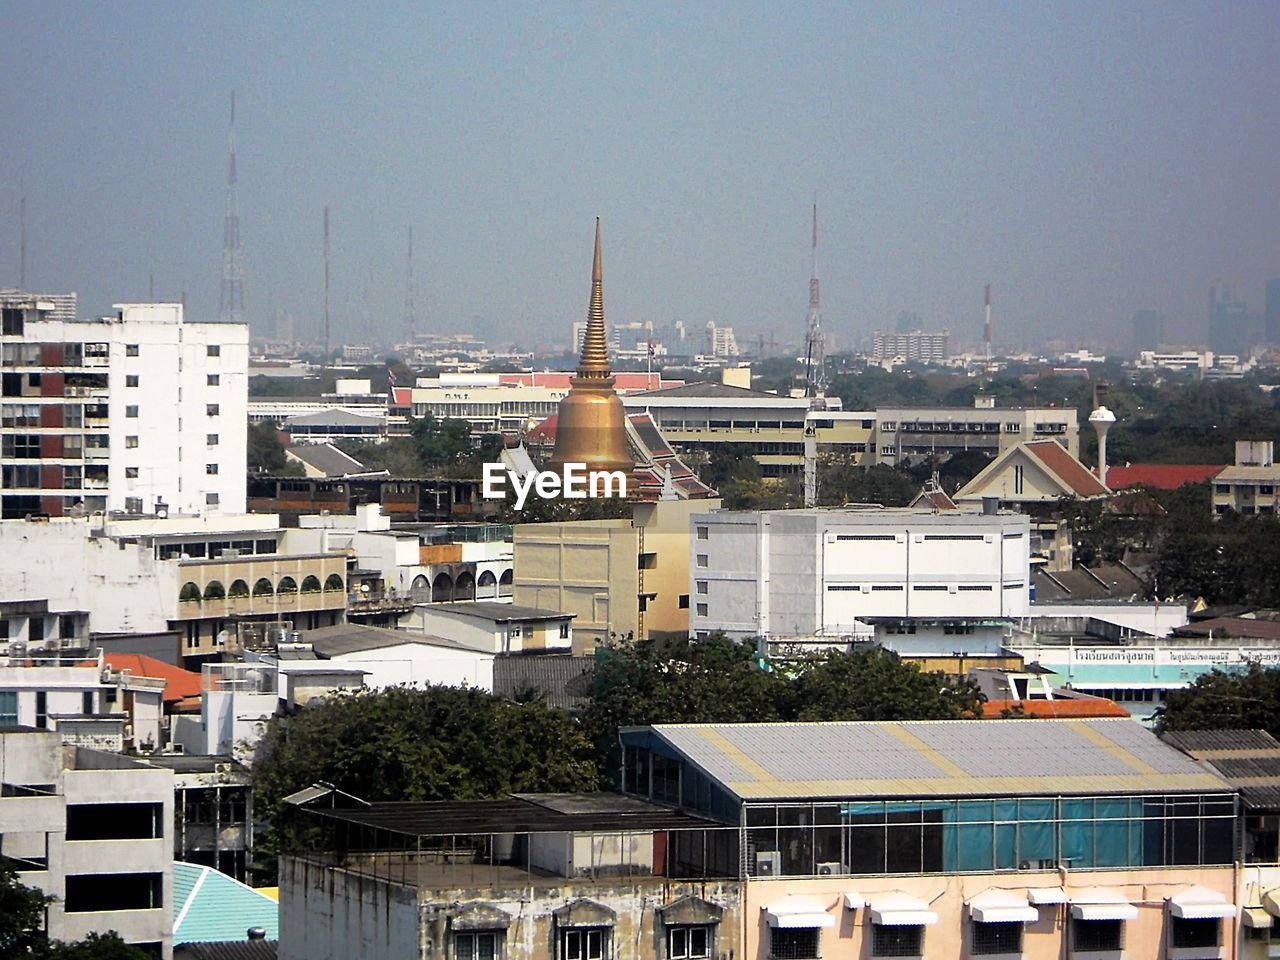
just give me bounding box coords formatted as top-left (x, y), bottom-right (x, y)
top-left (803, 198), bottom-right (826, 397)
top-left (19, 190), bottom-right (26, 289)
top-left (218, 91), bottom-right (245, 325)
top-left (323, 206), bottom-right (331, 363)
top-left (404, 224), bottom-right (416, 346)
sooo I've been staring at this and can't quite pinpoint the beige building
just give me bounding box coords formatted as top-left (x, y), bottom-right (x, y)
top-left (1212, 440), bottom-right (1280, 516)
top-left (513, 498), bottom-right (718, 649)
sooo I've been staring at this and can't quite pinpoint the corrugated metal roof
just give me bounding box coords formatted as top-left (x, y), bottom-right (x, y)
top-left (646, 719), bottom-right (1232, 800)
top-left (1161, 729), bottom-right (1280, 753)
top-left (173, 862), bottom-right (279, 945)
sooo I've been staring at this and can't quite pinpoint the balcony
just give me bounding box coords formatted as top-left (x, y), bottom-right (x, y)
top-left (174, 553), bottom-right (349, 621)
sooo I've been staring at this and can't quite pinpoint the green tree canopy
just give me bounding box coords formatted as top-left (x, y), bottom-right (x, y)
top-left (0, 861), bottom-right (150, 959)
top-left (1156, 663), bottom-right (1280, 738)
top-left (790, 647), bottom-right (982, 721)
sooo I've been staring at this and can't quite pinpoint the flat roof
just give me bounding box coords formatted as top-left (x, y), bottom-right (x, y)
top-left (630, 719), bottom-right (1232, 801)
top-left (428, 602), bottom-right (571, 623)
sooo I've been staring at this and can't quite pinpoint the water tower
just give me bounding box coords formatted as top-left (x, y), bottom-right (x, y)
top-left (1088, 405), bottom-right (1116, 483)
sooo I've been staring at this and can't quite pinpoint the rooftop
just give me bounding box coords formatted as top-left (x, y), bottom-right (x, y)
top-left (631, 719), bottom-right (1230, 800)
top-left (304, 623), bottom-right (468, 658)
top-left (428, 602), bottom-right (571, 623)
top-left (1161, 729), bottom-right (1280, 809)
top-left (284, 442), bottom-right (365, 477)
top-left (1106, 463), bottom-right (1222, 490)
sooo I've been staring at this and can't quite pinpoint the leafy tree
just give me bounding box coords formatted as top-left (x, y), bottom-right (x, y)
top-left (791, 648), bottom-right (982, 721)
top-left (411, 413), bottom-right (475, 469)
top-left (0, 862), bottom-right (149, 959)
top-left (247, 421), bottom-right (292, 474)
top-left (818, 462), bottom-right (917, 507)
top-left (46, 933), bottom-right (152, 960)
top-left (1156, 664), bottom-right (1280, 737)
top-left (253, 685), bottom-right (599, 817)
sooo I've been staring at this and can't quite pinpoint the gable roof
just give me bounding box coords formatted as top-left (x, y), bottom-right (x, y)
top-left (103, 653), bottom-right (202, 703)
top-left (284, 442), bottom-right (365, 477)
top-left (629, 381), bottom-right (794, 401)
top-left (1161, 729), bottom-right (1280, 810)
top-left (632, 718), bottom-right (1228, 800)
top-left (283, 409), bottom-right (383, 428)
top-left (304, 623), bottom-right (469, 657)
top-left (173, 862), bottom-right (278, 945)
top-left (1106, 464), bottom-right (1222, 490)
top-left (955, 439), bottom-right (1109, 502)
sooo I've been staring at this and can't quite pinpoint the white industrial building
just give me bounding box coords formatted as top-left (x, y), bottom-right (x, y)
top-left (0, 726), bottom-right (174, 956)
top-left (0, 299), bottom-right (247, 518)
top-left (689, 507), bottom-right (1031, 641)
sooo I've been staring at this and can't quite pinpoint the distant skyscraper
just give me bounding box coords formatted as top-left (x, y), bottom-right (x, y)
top-left (1265, 278), bottom-right (1280, 346)
top-left (1209, 282), bottom-right (1247, 355)
top-left (1132, 310), bottom-right (1164, 353)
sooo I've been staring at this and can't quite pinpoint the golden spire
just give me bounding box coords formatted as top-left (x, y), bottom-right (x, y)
top-left (548, 219), bottom-right (634, 475)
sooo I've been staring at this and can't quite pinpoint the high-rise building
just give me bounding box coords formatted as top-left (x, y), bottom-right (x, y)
top-left (1265, 278), bottom-right (1280, 346)
top-left (1208, 282), bottom-right (1247, 355)
top-left (1132, 309), bottom-right (1164, 353)
top-left (871, 330), bottom-right (949, 363)
top-left (0, 300), bottom-right (248, 519)
top-left (0, 289), bottom-right (76, 323)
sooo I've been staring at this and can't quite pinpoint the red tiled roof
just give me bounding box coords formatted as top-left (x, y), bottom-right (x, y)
top-left (981, 698), bottom-right (1129, 719)
top-left (1174, 617), bottom-right (1280, 641)
top-left (1106, 464), bottom-right (1223, 490)
top-left (103, 654), bottom-right (203, 703)
top-left (526, 415), bottom-right (557, 444)
top-left (1024, 440), bottom-right (1110, 497)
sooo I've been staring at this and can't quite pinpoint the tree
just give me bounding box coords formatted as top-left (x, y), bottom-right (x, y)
top-left (411, 413), bottom-right (475, 469)
top-left (46, 934), bottom-right (152, 960)
top-left (818, 462), bottom-right (917, 507)
top-left (247, 421), bottom-right (291, 474)
top-left (790, 648), bottom-right (982, 721)
top-left (1156, 664), bottom-right (1280, 737)
top-left (0, 862), bottom-right (149, 959)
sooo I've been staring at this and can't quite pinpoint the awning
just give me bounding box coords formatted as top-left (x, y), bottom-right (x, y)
top-left (1169, 886), bottom-right (1236, 920)
top-left (868, 893), bottom-right (939, 926)
top-left (1264, 888), bottom-right (1280, 918)
top-left (763, 896), bottom-right (835, 929)
top-left (1242, 907), bottom-right (1272, 929)
top-left (1069, 888), bottom-right (1139, 922)
top-left (967, 890), bottom-right (1039, 924)
top-left (1028, 887), bottom-right (1067, 905)
top-left (843, 894), bottom-right (864, 911)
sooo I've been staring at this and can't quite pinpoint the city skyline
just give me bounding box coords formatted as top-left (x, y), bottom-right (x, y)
top-left (2, 2), bottom-right (1279, 351)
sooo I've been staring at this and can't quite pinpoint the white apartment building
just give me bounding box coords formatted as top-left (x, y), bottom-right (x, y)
top-left (689, 507), bottom-right (1031, 641)
top-left (0, 727), bottom-right (174, 957)
top-left (873, 395), bottom-right (1079, 465)
top-left (0, 299), bottom-right (247, 518)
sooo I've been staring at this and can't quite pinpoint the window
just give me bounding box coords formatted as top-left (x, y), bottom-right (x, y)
top-left (126, 467), bottom-right (139, 479)
top-left (206, 463), bottom-right (219, 475)
top-left (67, 803), bottom-right (163, 841)
top-left (206, 403), bottom-right (220, 416)
top-left (679, 594), bottom-right (689, 609)
top-left (35, 691), bottom-right (46, 728)
top-left (696, 603), bottom-right (708, 617)
top-left (455, 932), bottom-right (501, 960)
top-left (207, 433), bottom-right (219, 446)
top-left (1072, 919), bottom-right (1123, 952)
top-left (562, 928), bottom-right (607, 960)
top-left (207, 344), bottom-right (220, 357)
top-left (971, 921), bottom-right (1021, 955)
top-left (696, 526), bottom-right (709, 540)
top-left (668, 926), bottom-right (711, 960)
top-left (871, 924), bottom-right (923, 957)
top-left (64, 873), bottom-right (162, 912)
top-left (125, 344), bottom-right (139, 356)
top-left (1170, 917), bottom-right (1220, 949)
top-left (207, 374), bottom-right (220, 386)
top-left (1014, 464), bottom-right (1024, 495)
top-left (696, 554), bottom-right (708, 568)
top-left (696, 581), bottom-right (708, 594)
top-left (126, 435), bottom-right (139, 448)
top-left (125, 375), bottom-right (139, 387)
top-left (125, 404), bottom-right (138, 418)
top-left (558, 623), bottom-right (570, 640)
top-left (124, 496), bottom-right (143, 514)
top-left (206, 492), bottom-right (219, 505)
top-left (0, 691), bottom-right (16, 724)
top-left (82, 690), bottom-right (93, 714)
top-left (769, 928), bottom-right (819, 960)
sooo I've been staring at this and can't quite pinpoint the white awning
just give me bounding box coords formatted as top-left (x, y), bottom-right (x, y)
top-left (968, 890), bottom-right (1039, 924)
top-left (843, 893), bottom-right (864, 911)
top-left (868, 893), bottom-right (939, 926)
top-left (1169, 886), bottom-right (1235, 920)
top-left (1263, 888), bottom-right (1280, 918)
top-left (763, 896), bottom-right (835, 929)
top-left (1028, 887), bottom-right (1067, 905)
top-left (1242, 907), bottom-right (1272, 929)
top-left (1069, 888), bottom-right (1139, 922)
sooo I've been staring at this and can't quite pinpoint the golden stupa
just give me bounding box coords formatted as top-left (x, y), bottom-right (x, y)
top-left (548, 219), bottom-right (634, 475)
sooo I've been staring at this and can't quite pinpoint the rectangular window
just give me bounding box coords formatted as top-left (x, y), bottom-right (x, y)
top-left (82, 690), bottom-right (93, 714)
top-left (66, 803), bottom-right (164, 841)
top-left (455, 932), bottom-right (500, 960)
top-left (64, 873), bottom-right (162, 913)
top-left (126, 467), bottom-right (139, 479)
top-left (125, 405), bottom-right (139, 418)
top-left (206, 463), bottom-right (219, 475)
top-left (871, 924), bottom-right (923, 958)
top-left (696, 603), bottom-right (708, 617)
top-left (125, 435), bottom-right (139, 448)
top-left (678, 594), bottom-right (689, 609)
top-left (696, 581), bottom-right (708, 594)
top-left (207, 374), bottom-right (220, 386)
top-left (1170, 917), bottom-right (1220, 949)
top-left (125, 375), bottom-right (139, 387)
top-left (0, 691), bottom-right (16, 724)
top-left (125, 344), bottom-right (139, 357)
top-left (696, 526), bottom-right (709, 540)
top-left (559, 623), bottom-right (570, 640)
top-left (207, 403), bottom-right (219, 416)
top-left (206, 493), bottom-right (219, 505)
top-left (668, 926), bottom-right (710, 960)
top-left (35, 690), bottom-right (46, 728)
top-left (207, 434), bottom-right (219, 446)
top-left (207, 344), bottom-right (221, 357)
top-left (562, 928), bottom-right (607, 960)
top-left (769, 928), bottom-right (819, 960)
top-left (695, 555), bottom-right (708, 568)
top-left (1072, 919), bottom-right (1123, 952)
top-left (971, 921), bottom-right (1021, 955)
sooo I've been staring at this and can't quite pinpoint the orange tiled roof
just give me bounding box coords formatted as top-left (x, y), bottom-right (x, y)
top-left (981, 698), bottom-right (1129, 719)
top-left (1106, 463), bottom-right (1223, 490)
top-left (103, 653), bottom-right (203, 703)
top-left (1024, 440), bottom-right (1110, 497)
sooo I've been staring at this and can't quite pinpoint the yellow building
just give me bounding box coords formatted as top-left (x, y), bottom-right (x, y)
top-left (513, 497), bottom-right (718, 650)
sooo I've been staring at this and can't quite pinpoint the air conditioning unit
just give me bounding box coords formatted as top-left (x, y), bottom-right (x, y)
top-left (755, 851), bottom-right (782, 877)
top-left (816, 861), bottom-right (843, 876)
top-left (1018, 860), bottom-right (1032, 870)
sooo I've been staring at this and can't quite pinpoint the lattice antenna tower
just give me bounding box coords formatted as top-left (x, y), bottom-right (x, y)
top-left (218, 91), bottom-right (245, 325)
top-left (404, 225), bottom-right (416, 345)
top-left (803, 200), bottom-right (827, 396)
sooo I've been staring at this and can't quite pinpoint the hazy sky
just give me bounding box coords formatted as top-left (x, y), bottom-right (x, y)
top-left (2, 1), bottom-right (1278, 353)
